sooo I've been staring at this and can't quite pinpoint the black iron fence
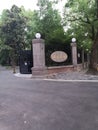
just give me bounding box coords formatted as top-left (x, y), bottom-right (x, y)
top-left (45, 43), bottom-right (72, 66)
top-left (19, 50), bottom-right (33, 74)
top-left (18, 43), bottom-right (88, 74)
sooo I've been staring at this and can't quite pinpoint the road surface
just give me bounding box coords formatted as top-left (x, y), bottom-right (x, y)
top-left (0, 69), bottom-right (98, 130)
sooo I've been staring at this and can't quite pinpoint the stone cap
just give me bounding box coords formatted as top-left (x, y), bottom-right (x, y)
top-left (32, 39), bottom-right (45, 44)
top-left (70, 42), bottom-right (77, 47)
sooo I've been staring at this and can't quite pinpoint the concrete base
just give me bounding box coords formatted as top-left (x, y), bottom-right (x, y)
top-left (32, 67), bottom-right (47, 76)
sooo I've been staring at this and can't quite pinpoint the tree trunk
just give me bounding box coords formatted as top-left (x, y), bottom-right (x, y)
top-left (10, 49), bottom-right (16, 73)
top-left (11, 58), bottom-right (16, 73)
top-left (12, 62), bottom-right (16, 73)
top-left (89, 32), bottom-right (98, 71)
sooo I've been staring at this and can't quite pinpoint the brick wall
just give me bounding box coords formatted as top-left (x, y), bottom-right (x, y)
top-left (47, 63), bottom-right (87, 74)
top-left (47, 65), bottom-right (74, 74)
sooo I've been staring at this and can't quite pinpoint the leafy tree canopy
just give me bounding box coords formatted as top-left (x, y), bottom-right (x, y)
top-left (33, 0), bottom-right (65, 43)
top-left (63, 0), bottom-right (98, 71)
top-left (0, 5), bottom-right (27, 71)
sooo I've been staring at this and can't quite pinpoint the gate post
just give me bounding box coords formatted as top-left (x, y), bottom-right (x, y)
top-left (32, 33), bottom-right (47, 76)
top-left (71, 38), bottom-right (77, 67)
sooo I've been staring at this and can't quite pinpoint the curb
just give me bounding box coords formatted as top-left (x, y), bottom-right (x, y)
top-left (14, 73), bottom-right (98, 82)
top-left (14, 73), bottom-right (32, 78)
top-left (43, 79), bottom-right (98, 82)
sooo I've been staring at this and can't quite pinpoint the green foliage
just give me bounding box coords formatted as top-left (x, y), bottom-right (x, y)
top-left (63, 0), bottom-right (98, 70)
top-left (21, 7), bottom-right (36, 49)
top-left (0, 49), bottom-right (10, 65)
top-left (20, 0), bottom-right (66, 46)
top-left (0, 5), bottom-right (27, 66)
top-left (33, 0), bottom-right (64, 43)
top-left (63, 0), bottom-right (97, 51)
top-left (0, 5), bottom-right (27, 49)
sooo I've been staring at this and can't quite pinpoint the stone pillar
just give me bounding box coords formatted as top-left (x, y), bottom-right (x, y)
top-left (32, 39), bottom-right (47, 75)
top-left (71, 42), bottom-right (77, 67)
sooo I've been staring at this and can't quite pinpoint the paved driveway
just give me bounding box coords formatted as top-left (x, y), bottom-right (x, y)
top-left (0, 69), bottom-right (98, 130)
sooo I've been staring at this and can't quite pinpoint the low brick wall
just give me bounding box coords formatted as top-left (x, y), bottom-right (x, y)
top-left (47, 65), bottom-right (74, 74)
top-left (47, 63), bottom-right (88, 74)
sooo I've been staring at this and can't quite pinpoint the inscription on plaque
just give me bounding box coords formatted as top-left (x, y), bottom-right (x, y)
top-left (51, 51), bottom-right (68, 62)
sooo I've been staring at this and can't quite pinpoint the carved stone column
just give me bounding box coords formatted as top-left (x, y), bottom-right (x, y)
top-left (32, 38), bottom-right (47, 75)
top-left (71, 42), bottom-right (77, 67)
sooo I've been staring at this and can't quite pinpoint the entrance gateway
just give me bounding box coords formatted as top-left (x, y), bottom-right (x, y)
top-left (19, 33), bottom-right (78, 75)
top-left (31, 33), bottom-right (77, 76)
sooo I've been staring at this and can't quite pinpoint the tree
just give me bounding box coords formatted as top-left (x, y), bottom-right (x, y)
top-left (21, 7), bottom-right (36, 49)
top-left (63, 0), bottom-right (98, 72)
top-left (0, 5), bottom-right (27, 72)
top-left (33, 0), bottom-right (64, 43)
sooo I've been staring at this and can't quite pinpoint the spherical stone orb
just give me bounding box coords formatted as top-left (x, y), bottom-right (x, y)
top-left (35, 33), bottom-right (41, 39)
top-left (72, 38), bottom-right (76, 43)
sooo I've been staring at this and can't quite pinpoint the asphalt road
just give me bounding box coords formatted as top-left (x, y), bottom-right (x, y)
top-left (0, 69), bottom-right (98, 130)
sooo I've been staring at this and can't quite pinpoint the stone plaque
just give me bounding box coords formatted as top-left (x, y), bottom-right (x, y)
top-left (51, 51), bottom-right (68, 62)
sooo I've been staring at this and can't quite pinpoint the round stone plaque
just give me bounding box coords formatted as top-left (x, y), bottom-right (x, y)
top-left (51, 51), bottom-right (68, 62)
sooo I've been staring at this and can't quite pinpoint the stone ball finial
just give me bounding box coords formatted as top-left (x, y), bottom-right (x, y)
top-left (72, 38), bottom-right (76, 43)
top-left (35, 33), bottom-right (41, 39)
